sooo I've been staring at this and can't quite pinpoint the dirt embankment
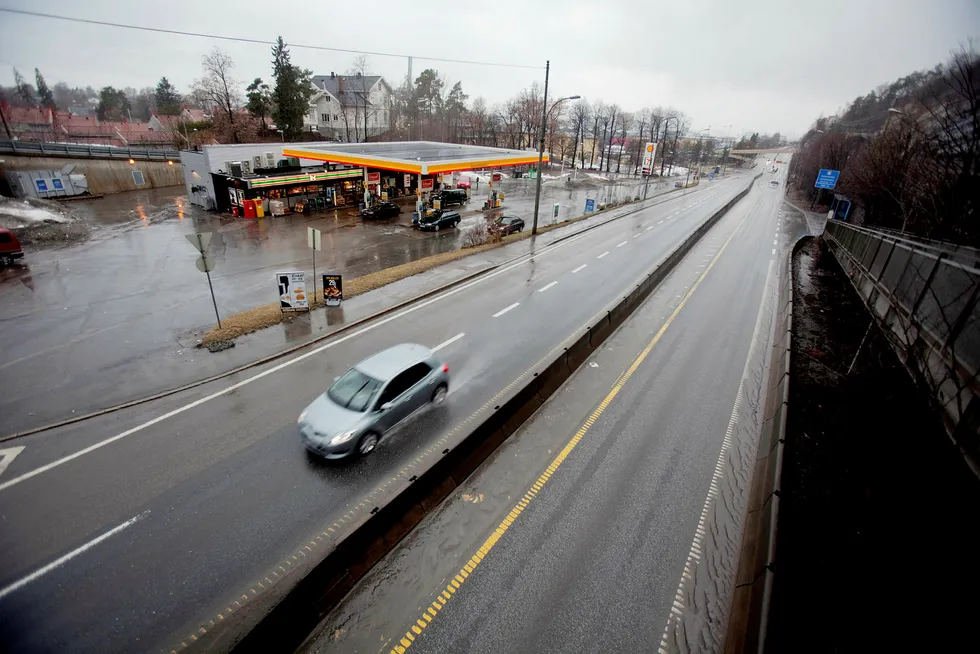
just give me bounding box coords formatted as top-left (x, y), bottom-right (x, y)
top-left (769, 237), bottom-right (979, 651)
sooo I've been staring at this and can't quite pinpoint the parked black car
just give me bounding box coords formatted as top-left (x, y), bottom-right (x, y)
top-left (436, 188), bottom-right (468, 207)
top-left (492, 215), bottom-right (525, 235)
top-left (417, 210), bottom-right (462, 231)
top-left (360, 201), bottom-right (401, 220)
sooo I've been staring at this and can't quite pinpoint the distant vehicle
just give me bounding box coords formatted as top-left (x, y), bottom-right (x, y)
top-left (674, 181), bottom-right (685, 188)
top-left (298, 343), bottom-right (450, 459)
top-left (417, 209), bottom-right (462, 231)
top-left (0, 228), bottom-right (25, 265)
top-left (492, 215), bottom-right (525, 235)
top-left (360, 201), bottom-right (401, 220)
top-left (437, 188), bottom-right (468, 207)
top-left (769, 180), bottom-right (780, 187)
top-left (455, 178), bottom-right (471, 189)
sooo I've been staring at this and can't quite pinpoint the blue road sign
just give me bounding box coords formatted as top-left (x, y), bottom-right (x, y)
top-left (814, 169), bottom-right (840, 190)
top-left (585, 198), bottom-right (596, 213)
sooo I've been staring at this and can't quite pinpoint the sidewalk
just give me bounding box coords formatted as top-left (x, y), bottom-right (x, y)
top-left (0, 174), bottom-right (738, 436)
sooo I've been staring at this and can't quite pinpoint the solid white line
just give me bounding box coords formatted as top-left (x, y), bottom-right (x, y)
top-left (0, 511), bottom-right (149, 601)
top-left (572, 264), bottom-right (587, 274)
top-left (492, 302), bottom-right (520, 318)
top-left (538, 281), bottom-right (558, 293)
top-left (432, 333), bottom-right (464, 352)
top-left (597, 251), bottom-right (610, 259)
top-left (617, 241), bottom-right (627, 247)
top-left (0, 183), bottom-right (746, 492)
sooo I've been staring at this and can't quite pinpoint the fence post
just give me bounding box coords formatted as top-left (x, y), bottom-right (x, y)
top-left (908, 253), bottom-right (944, 319)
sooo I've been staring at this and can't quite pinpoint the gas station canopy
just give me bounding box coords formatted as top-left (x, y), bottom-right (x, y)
top-left (282, 140), bottom-right (548, 175)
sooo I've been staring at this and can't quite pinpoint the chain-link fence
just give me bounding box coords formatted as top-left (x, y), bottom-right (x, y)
top-left (824, 220), bottom-right (980, 472)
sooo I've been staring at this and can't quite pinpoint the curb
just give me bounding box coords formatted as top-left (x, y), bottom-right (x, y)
top-left (725, 234), bottom-right (802, 654)
top-left (0, 180), bottom-right (719, 442)
top-left (215, 176), bottom-right (760, 654)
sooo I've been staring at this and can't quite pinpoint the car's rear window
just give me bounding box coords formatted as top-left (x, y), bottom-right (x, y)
top-left (328, 368), bottom-right (382, 412)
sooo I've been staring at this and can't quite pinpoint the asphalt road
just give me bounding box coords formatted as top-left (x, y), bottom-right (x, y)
top-left (0, 171), bottom-right (754, 654)
top-left (302, 164), bottom-right (790, 654)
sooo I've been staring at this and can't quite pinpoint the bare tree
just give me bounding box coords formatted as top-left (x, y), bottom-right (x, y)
top-left (569, 100), bottom-right (590, 170)
top-left (617, 111), bottom-right (633, 173)
top-left (605, 104), bottom-right (620, 172)
top-left (192, 48), bottom-right (242, 143)
top-left (590, 101), bottom-right (606, 169)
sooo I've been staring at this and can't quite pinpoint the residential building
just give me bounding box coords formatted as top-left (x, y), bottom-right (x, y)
top-left (305, 72), bottom-right (393, 142)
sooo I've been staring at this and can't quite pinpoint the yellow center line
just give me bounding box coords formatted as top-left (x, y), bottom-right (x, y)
top-left (388, 212), bottom-right (749, 654)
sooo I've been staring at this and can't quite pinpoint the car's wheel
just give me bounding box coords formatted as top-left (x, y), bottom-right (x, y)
top-left (435, 223), bottom-right (440, 232)
top-left (454, 219), bottom-right (461, 227)
top-left (357, 432), bottom-right (380, 456)
top-left (431, 384), bottom-right (448, 406)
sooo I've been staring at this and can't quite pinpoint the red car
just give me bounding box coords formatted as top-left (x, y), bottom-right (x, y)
top-left (455, 178), bottom-right (471, 189)
top-left (0, 227), bottom-right (25, 265)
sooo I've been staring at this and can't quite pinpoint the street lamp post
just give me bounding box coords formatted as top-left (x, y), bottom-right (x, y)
top-left (531, 63), bottom-right (580, 235)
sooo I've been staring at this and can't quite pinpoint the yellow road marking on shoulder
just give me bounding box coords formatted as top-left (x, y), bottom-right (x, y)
top-left (388, 215), bottom-right (746, 653)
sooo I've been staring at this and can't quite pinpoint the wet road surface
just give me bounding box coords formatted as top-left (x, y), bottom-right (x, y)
top-left (300, 167), bottom-right (789, 654)
top-left (0, 173), bottom-right (753, 653)
top-left (0, 175), bottom-right (676, 435)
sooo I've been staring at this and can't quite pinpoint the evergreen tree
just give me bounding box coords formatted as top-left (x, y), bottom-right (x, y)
top-left (270, 37), bottom-right (315, 140)
top-left (245, 78), bottom-right (272, 126)
top-left (34, 69), bottom-right (56, 110)
top-left (155, 77), bottom-right (182, 115)
top-left (13, 69), bottom-right (35, 105)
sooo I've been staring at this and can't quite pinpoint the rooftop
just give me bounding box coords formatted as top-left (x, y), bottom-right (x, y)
top-left (283, 140), bottom-right (547, 174)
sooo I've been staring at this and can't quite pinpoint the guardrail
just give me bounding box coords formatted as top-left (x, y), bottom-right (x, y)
top-left (823, 219), bottom-right (980, 472)
top-left (0, 139), bottom-right (180, 161)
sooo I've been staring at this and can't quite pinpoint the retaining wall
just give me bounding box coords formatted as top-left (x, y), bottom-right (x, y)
top-left (1, 155), bottom-right (183, 194)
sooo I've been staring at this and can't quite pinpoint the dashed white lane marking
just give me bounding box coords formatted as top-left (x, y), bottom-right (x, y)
top-left (646, 226), bottom-right (655, 231)
top-left (597, 251), bottom-right (610, 259)
top-left (772, 248), bottom-right (776, 255)
top-left (432, 333), bottom-right (465, 352)
top-left (492, 302), bottom-right (520, 318)
top-left (617, 241), bottom-right (628, 247)
top-left (538, 281), bottom-right (558, 293)
top-left (633, 233), bottom-right (642, 239)
top-left (773, 239), bottom-right (777, 245)
top-left (657, 220), bottom-right (664, 225)
top-left (572, 264), bottom-right (587, 274)
top-left (0, 511), bottom-right (149, 601)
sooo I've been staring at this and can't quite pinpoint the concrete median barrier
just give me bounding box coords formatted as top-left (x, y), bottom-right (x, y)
top-left (725, 236), bottom-right (799, 654)
top-left (218, 175), bottom-right (763, 654)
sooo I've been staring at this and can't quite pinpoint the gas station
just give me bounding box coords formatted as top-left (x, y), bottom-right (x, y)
top-left (282, 141), bottom-right (547, 216)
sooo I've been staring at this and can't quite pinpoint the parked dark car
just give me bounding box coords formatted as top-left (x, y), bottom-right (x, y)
top-left (437, 188), bottom-right (468, 207)
top-left (360, 201), bottom-right (401, 220)
top-left (492, 215), bottom-right (525, 235)
top-left (0, 228), bottom-right (25, 265)
top-left (417, 210), bottom-right (461, 231)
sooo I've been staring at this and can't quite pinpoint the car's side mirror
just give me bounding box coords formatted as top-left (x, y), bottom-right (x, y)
top-left (380, 401), bottom-right (393, 411)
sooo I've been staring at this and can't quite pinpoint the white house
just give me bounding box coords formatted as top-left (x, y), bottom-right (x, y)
top-left (305, 72), bottom-right (392, 142)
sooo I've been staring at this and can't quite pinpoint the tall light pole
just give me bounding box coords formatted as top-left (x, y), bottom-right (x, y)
top-left (531, 64), bottom-right (580, 235)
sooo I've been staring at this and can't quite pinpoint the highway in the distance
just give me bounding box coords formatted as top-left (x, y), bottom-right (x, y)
top-left (304, 162), bottom-right (791, 653)
top-left (0, 170), bottom-right (755, 653)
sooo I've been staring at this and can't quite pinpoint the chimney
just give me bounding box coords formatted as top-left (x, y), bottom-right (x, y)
top-left (330, 71), bottom-right (335, 79)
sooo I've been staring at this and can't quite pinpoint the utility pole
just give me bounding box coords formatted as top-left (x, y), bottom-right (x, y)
top-left (531, 60), bottom-right (550, 236)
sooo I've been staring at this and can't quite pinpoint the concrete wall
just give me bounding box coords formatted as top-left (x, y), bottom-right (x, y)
top-left (0, 155), bottom-right (182, 195)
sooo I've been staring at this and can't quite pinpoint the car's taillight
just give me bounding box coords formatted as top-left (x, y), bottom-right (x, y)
top-left (442, 363), bottom-right (449, 373)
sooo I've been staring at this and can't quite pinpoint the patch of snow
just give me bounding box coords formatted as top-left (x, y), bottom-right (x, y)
top-left (0, 198), bottom-right (69, 224)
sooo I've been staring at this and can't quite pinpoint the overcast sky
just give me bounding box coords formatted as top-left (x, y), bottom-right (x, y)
top-left (0, 0), bottom-right (977, 138)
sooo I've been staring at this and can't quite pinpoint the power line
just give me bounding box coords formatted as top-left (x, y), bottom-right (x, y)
top-left (0, 7), bottom-right (541, 70)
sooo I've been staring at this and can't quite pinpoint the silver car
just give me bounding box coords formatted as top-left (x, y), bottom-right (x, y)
top-left (298, 343), bottom-right (450, 459)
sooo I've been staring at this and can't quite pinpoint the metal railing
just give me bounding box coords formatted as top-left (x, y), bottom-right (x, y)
top-left (0, 139), bottom-right (180, 161)
top-left (824, 219), bottom-right (980, 472)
